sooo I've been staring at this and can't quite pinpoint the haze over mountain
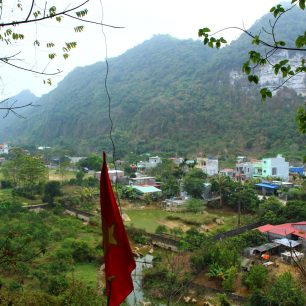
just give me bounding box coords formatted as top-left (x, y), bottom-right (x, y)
top-left (0, 7), bottom-right (305, 160)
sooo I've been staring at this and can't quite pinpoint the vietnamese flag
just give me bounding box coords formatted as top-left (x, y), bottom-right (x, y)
top-left (100, 152), bottom-right (136, 306)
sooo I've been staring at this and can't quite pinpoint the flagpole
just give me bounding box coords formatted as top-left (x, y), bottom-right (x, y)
top-left (106, 276), bottom-right (115, 306)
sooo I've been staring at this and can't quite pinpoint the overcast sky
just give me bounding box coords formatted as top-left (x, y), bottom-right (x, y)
top-left (0, 0), bottom-right (281, 99)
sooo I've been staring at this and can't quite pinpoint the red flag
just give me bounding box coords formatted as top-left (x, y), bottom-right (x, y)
top-left (100, 152), bottom-right (136, 306)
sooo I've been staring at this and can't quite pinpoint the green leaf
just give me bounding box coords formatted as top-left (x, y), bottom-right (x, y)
top-left (248, 75), bottom-right (259, 84)
top-left (48, 53), bottom-right (56, 60)
top-left (74, 26), bottom-right (84, 33)
top-left (242, 62), bottom-right (251, 75)
top-left (279, 60), bottom-right (289, 66)
top-left (260, 88), bottom-right (272, 101)
top-left (75, 9), bottom-right (88, 18)
top-left (299, 0), bottom-right (305, 9)
top-left (46, 42), bottom-right (55, 48)
top-left (252, 36), bottom-right (260, 45)
top-left (220, 37), bottom-right (227, 44)
top-left (202, 27), bottom-right (210, 33)
top-left (295, 34), bottom-right (306, 48)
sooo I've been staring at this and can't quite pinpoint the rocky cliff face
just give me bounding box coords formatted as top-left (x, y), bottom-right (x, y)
top-left (230, 51), bottom-right (306, 96)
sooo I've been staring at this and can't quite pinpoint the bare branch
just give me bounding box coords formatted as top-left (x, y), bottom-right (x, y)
top-left (0, 58), bottom-right (62, 75)
top-left (25, 0), bottom-right (35, 22)
top-left (271, 71), bottom-right (303, 92)
top-left (0, 96), bottom-right (40, 118)
top-left (63, 13), bottom-right (124, 29)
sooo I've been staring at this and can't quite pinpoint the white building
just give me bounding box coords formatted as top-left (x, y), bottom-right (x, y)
top-left (261, 154), bottom-right (289, 181)
top-left (196, 157), bottom-right (218, 176)
top-left (137, 156), bottom-right (162, 171)
top-left (95, 170), bottom-right (124, 182)
top-left (148, 156), bottom-right (162, 166)
top-left (235, 161), bottom-right (254, 181)
top-left (0, 143), bottom-right (9, 154)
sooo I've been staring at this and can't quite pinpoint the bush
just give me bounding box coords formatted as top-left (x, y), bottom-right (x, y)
top-left (126, 226), bottom-right (148, 244)
top-left (0, 180), bottom-right (13, 188)
top-left (186, 198), bottom-right (205, 213)
top-left (222, 266), bottom-right (237, 292)
top-left (43, 181), bottom-right (62, 204)
top-left (243, 265), bottom-right (268, 291)
top-left (46, 275), bottom-right (68, 295)
top-left (268, 272), bottom-right (306, 306)
top-left (155, 225), bottom-right (168, 234)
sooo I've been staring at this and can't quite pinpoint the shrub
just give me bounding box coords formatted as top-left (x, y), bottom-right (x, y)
top-left (126, 226), bottom-right (148, 244)
top-left (243, 265), bottom-right (268, 291)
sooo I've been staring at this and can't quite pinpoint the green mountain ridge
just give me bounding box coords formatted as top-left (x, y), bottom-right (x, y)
top-left (0, 8), bottom-right (305, 160)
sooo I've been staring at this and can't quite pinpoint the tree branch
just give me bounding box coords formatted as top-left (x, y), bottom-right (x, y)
top-left (0, 58), bottom-right (62, 75)
top-left (63, 13), bottom-right (124, 29)
top-left (208, 26), bottom-right (306, 52)
top-left (25, 0), bottom-right (35, 22)
top-left (0, 0), bottom-right (90, 27)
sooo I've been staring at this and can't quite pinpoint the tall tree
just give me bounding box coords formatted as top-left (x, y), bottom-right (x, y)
top-left (2, 153), bottom-right (47, 195)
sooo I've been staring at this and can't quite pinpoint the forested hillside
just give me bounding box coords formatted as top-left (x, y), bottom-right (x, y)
top-left (0, 8), bottom-right (305, 159)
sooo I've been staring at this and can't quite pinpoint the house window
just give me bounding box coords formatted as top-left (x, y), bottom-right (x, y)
top-left (272, 167), bottom-right (277, 175)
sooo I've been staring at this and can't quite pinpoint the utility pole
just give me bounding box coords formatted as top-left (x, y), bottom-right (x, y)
top-left (237, 199), bottom-right (241, 228)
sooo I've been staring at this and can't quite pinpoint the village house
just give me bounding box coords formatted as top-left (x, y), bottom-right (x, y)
top-left (168, 157), bottom-right (184, 165)
top-left (137, 156), bottom-right (162, 172)
top-left (0, 143), bottom-right (9, 154)
top-left (219, 168), bottom-right (235, 178)
top-left (196, 157), bottom-right (218, 176)
top-left (129, 176), bottom-right (159, 187)
top-left (233, 155), bottom-right (289, 181)
top-left (256, 221), bottom-right (306, 249)
top-left (254, 182), bottom-right (280, 196)
top-left (95, 170), bottom-right (125, 183)
top-left (131, 185), bottom-right (162, 198)
top-left (261, 154), bottom-right (289, 181)
top-left (235, 156), bottom-right (254, 182)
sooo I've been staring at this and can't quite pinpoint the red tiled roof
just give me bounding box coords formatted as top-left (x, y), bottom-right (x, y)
top-left (257, 224), bottom-right (275, 232)
top-left (257, 222), bottom-right (306, 239)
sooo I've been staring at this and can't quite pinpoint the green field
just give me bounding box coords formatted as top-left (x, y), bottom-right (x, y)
top-left (123, 207), bottom-right (254, 234)
top-left (72, 263), bottom-right (98, 288)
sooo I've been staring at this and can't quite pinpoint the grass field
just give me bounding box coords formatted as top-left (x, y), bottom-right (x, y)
top-left (48, 169), bottom-right (76, 181)
top-left (123, 206), bottom-right (254, 234)
top-left (72, 263), bottom-right (98, 288)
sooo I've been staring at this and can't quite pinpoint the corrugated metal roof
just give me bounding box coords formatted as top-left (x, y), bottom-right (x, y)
top-left (273, 238), bottom-right (301, 248)
top-left (255, 183), bottom-right (279, 189)
top-left (252, 242), bottom-right (280, 253)
top-left (132, 185), bottom-right (162, 194)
